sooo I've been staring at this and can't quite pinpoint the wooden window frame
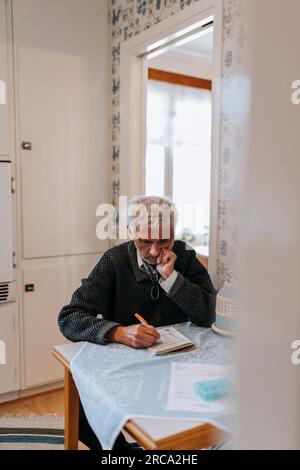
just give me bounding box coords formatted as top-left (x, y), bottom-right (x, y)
top-left (148, 68), bottom-right (212, 91)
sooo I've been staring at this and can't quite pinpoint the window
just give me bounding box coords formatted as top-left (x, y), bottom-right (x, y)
top-left (146, 75), bottom-right (212, 252)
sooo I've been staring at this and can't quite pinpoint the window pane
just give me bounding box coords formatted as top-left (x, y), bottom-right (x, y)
top-left (172, 87), bottom-right (211, 247)
top-left (146, 79), bottom-right (212, 251)
top-left (146, 81), bottom-right (170, 143)
top-left (145, 144), bottom-right (165, 197)
top-left (174, 89), bottom-right (211, 144)
top-left (173, 142), bottom-right (211, 243)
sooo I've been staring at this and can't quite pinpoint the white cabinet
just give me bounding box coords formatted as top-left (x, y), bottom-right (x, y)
top-left (0, 0), bottom-right (110, 399)
top-left (22, 257), bottom-right (99, 388)
top-left (0, 162), bottom-right (13, 284)
top-left (0, 0), bottom-right (9, 157)
top-left (13, 0), bottom-right (109, 259)
top-left (14, 0), bottom-right (109, 390)
top-left (0, 302), bottom-right (19, 394)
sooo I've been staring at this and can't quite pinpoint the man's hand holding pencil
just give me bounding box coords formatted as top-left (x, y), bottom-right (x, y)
top-left (106, 313), bottom-right (160, 349)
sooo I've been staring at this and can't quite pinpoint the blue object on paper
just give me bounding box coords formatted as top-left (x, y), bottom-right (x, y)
top-left (193, 378), bottom-right (234, 401)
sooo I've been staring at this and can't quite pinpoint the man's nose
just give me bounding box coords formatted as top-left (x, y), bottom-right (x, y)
top-left (149, 243), bottom-right (160, 257)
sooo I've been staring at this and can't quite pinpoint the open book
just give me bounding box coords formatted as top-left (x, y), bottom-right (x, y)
top-left (148, 326), bottom-right (195, 356)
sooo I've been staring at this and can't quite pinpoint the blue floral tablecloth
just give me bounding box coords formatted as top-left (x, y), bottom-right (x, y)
top-left (71, 322), bottom-right (235, 449)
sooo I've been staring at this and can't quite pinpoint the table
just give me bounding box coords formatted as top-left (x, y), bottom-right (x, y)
top-left (52, 342), bottom-right (228, 450)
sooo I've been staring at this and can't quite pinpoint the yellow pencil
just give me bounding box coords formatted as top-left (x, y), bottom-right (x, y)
top-left (134, 312), bottom-right (149, 325)
top-left (135, 313), bottom-right (161, 345)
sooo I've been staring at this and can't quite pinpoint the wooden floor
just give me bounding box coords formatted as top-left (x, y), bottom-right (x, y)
top-left (0, 388), bottom-right (64, 416)
top-left (0, 388), bottom-right (88, 450)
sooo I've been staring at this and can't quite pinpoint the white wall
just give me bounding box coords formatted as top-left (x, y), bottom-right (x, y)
top-left (148, 51), bottom-right (212, 80)
top-left (237, 0), bottom-right (300, 449)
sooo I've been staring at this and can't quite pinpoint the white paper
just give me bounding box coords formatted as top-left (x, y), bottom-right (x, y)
top-left (166, 362), bottom-right (234, 413)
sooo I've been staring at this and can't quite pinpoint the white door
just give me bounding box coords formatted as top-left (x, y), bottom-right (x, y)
top-left (13, 0), bottom-right (109, 259)
top-left (0, 0), bottom-right (9, 157)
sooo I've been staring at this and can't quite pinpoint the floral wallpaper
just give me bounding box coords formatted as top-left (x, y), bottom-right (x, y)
top-left (218, 0), bottom-right (245, 285)
top-left (110, 0), bottom-right (244, 287)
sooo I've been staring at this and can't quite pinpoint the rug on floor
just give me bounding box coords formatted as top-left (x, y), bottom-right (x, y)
top-left (0, 414), bottom-right (64, 450)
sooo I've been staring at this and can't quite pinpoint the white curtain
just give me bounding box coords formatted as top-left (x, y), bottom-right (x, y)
top-left (146, 79), bottom-right (212, 246)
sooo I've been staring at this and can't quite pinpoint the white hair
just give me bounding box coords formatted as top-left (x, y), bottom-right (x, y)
top-left (125, 195), bottom-right (177, 239)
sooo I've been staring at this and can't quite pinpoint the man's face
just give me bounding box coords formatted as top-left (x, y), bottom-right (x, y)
top-left (134, 225), bottom-right (174, 265)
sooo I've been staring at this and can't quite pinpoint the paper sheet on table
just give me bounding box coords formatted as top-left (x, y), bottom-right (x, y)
top-left (166, 362), bottom-right (234, 413)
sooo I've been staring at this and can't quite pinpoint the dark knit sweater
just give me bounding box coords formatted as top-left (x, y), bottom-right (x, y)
top-left (58, 240), bottom-right (216, 345)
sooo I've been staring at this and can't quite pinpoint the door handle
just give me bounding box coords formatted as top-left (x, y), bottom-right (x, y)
top-left (21, 141), bottom-right (32, 150)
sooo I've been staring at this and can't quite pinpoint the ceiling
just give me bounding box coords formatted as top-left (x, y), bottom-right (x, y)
top-left (171, 31), bottom-right (213, 62)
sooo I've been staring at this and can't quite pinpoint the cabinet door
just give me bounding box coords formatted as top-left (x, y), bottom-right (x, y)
top-left (13, 0), bottom-right (109, 258)
top-left (0, 303), bottom-right (19, 394)
top-left (0, 162), bottom-right (14, 283)
top-left (0, 0), bottom-right (9, 157)
top-left (22, 257), bottom-right (98, 388)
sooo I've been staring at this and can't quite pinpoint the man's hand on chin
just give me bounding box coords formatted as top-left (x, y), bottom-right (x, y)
top-left (156, 249), bottom-right (177, 280)
top-left (106, 324), bottom-right (160, 349)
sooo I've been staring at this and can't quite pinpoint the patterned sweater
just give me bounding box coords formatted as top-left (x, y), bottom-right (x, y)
top-left (58, 240), bottom-right (216, 345)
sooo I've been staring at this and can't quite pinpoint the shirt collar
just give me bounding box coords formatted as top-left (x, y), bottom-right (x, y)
top-left (136, 247), bottom-right (160, 284)
top-left (128, 242), bottom-right (149, 282)
top-left (136, 249), bottom-right (144, 270)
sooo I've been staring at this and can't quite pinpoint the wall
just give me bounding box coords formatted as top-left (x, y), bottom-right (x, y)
top-left (148, 51), bottom-right (212, 79)
top-left (217, 0), bottom-right (244, 283)
top-left (236, 0), bottom-right (300, 449)
top-left (110, 0), bottom-right (243, 287)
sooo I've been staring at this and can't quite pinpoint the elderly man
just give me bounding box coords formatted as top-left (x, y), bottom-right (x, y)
top-left (58, 196), bottom-right (216, 450)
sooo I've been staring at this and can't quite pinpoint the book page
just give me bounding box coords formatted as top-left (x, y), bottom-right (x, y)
top-left (148, 326), bottom-right (193, 355)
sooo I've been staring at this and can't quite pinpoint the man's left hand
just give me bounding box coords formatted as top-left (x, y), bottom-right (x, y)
top-left (156, 250), bottom-right (177, 280)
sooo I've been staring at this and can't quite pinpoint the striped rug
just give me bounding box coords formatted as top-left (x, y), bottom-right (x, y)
top-left (0, 414), bottom-right (64, 450)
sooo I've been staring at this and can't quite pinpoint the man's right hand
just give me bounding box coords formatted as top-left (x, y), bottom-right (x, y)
top-left (106, 324), bottom-right (160, 349)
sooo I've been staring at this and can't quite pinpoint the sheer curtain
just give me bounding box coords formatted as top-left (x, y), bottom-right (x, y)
top-left (146, 79), bottom-right (212, 248)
